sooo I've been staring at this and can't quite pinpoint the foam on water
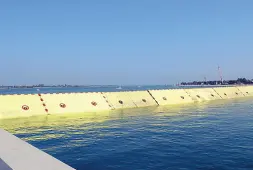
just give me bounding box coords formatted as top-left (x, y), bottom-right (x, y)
top-left (1, 98), bottom-right (253, 170)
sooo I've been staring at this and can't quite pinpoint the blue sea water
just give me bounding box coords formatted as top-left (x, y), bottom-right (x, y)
top-left (1, 97), bottom-right (253, 170)
top-left (0, 84), bottom-right (226, 94)
top-left (0, 86), bottom-right (253, 170)
top-left (0, 85), bottom-right (172, 94)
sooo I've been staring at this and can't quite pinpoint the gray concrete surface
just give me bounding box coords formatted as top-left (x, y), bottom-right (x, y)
top-left (0, 129), bottom-right (75, 170)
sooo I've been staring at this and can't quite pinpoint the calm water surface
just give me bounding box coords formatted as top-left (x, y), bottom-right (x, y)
top-left (0, 85), bottom-right (227, 94)
top-left (1, 97), bottom-right (253, 170)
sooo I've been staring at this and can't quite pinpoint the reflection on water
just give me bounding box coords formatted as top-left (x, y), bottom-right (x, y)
top-left (1, 98), bottom-right (253, 170)
top-left (0, 101), bottom-right (213, 135)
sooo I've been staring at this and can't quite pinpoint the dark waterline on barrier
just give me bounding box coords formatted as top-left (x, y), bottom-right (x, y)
top-left (1, 98), bottom-right (253, 170)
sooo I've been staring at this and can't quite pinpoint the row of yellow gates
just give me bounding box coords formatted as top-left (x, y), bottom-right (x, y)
top-left (0, 86), bottom-right (253, 119)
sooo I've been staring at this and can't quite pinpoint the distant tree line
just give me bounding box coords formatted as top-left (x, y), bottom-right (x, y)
top-left (181, 78), bottom-right (253, 85)
top-left (0, 84), bottom-right (118, 89)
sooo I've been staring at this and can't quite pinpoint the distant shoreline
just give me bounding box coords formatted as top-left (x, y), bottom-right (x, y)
top-left (177, 84), bottom-right (241, 87)
top-left (0, 84), bottom-right (250, 90)
top-left (0, 85), bottom-right (119, 90)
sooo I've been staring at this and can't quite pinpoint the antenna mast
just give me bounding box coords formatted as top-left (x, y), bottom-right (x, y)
top-left (218, 66), bottom-right (223, 84)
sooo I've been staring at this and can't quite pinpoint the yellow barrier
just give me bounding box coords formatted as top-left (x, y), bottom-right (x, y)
top-left (212, 87), bottom-right (244, 99)
top-left (103, 91), bottom-right (158, 109)
top-left (0, 94), bottom-right (46, 119)
top-left (149, 89), bottom-right (194, 105)
top-left (0, 86), bottom-right (252, 119)
top-left (42, 92), bottom-right (111, 114)
top-left (185, 88), bottom-right (222, 101)
top-left (103, 92), bottom-right (137, 109)
top-left (237, 86), bottom-right (253, 96)
top-left (127, 91), bottom-right (158, 107)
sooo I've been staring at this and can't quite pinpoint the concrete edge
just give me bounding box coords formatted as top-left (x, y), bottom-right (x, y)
top-left (0, 128), bottom-right (75, 170)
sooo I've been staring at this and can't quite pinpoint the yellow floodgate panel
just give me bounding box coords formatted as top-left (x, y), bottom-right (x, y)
top-left (127, 91), bottom-right (158, 107)
top-left (42, 92), bottom-right (111, 114)
top-left (149, 89), bottom-right (194, 105)
top-left (212, 87), bottom-right (244, 99)
top-left (0, 94), bottom-right (46, 119)
top-left (103, 92), bottom-right (137, 109)
top-left (237, 86), bottom-right (253, 96)
top-left (185, 88), bottom-right (222, 102)
top-left (0, 86), bottom-right (252, 120)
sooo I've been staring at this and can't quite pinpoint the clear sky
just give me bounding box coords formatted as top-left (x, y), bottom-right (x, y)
top-left (1, 0), bottom-right (253, 85)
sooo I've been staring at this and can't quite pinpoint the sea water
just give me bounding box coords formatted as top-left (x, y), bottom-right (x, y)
top-left (0, 87), bottom-right (253, 170)
top-left (0, 85), bottom-right (173, 94)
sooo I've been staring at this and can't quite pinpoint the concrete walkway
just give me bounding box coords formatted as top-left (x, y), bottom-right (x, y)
top-left (0, 129), bottom-right (75, 170)
top-left (0, 158), bottom-right (12, 170)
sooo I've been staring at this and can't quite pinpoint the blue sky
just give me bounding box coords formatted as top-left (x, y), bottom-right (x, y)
top-left (1, 0), bottom-right (253, 85)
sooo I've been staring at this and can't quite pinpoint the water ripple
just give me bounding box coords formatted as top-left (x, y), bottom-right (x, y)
top-left (1, 99), bottom-right (253, 169)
